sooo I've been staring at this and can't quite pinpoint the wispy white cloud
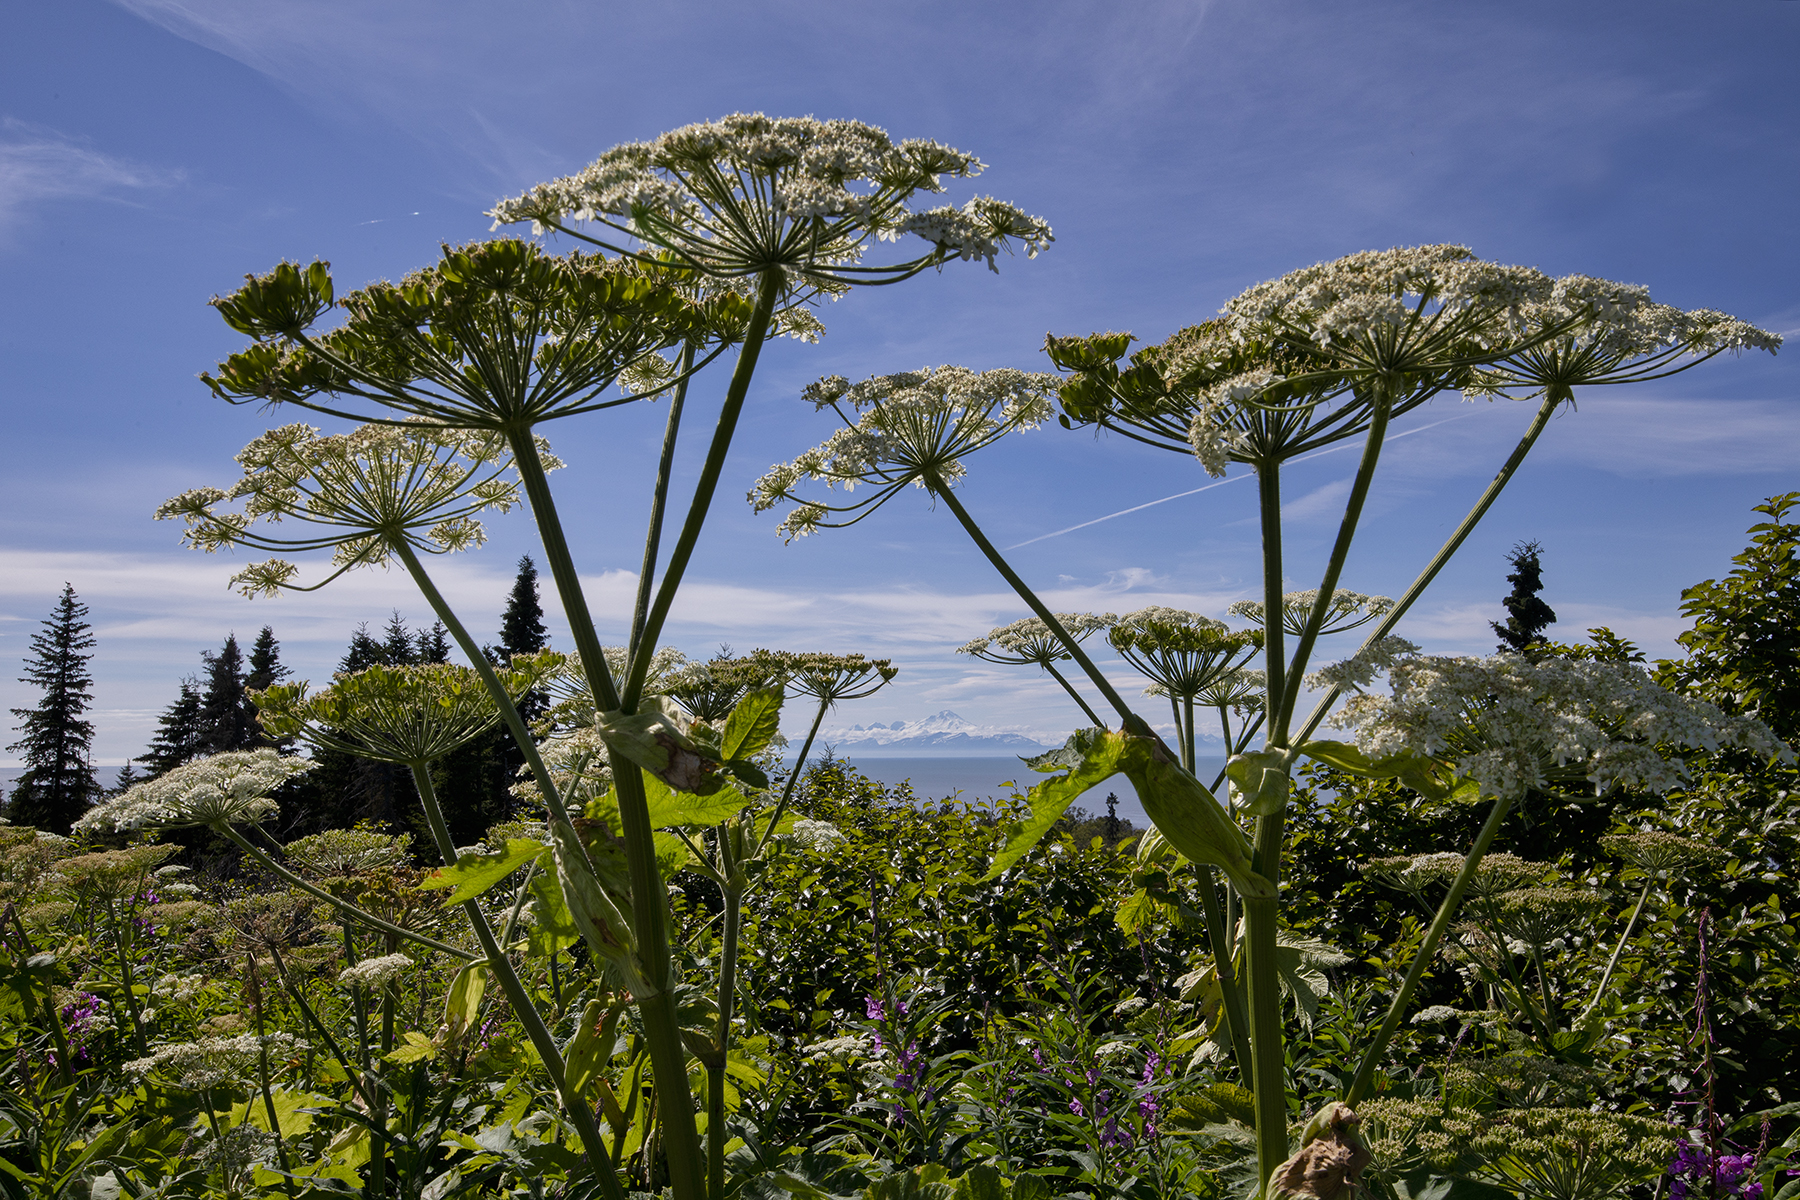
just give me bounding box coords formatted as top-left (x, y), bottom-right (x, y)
top-left (0, 118), bottom-right (182, 236)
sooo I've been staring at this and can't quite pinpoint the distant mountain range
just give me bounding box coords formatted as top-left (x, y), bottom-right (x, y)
top-left (811, 710), bottom-right (1063, 757)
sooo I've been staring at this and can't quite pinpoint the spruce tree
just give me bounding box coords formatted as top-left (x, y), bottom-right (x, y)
top-left (382, 612), bottom-right (418, 667)
top-left (340, 624), bottom-right (386, 673)
top-left (416, 622), bottom-right (451, 665)
top-left (6, 584), bottom-right (99, 833)
top-left (245, 627), bottom-right (288, 691)
top-left (197, 634), bottom-right (256, 754)
top-left (139, 679), bottom-right (204, 775)
top-left (500, 556), bottom-right (549, 658)
top-left (1493, 541), bottom-right (1557, 653)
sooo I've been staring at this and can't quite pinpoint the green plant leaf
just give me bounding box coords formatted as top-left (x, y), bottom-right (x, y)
top-left (384, 1031), bottom-right (440, 1064)
top-left (527, 871), bottom-right (580, 958)
top-left (442, 962), bottom-right (487, 1042)
top-left (721, 687), bottom-right (783, 760)
top-left (984, 729), bottom-right (1120, 879)
top-left (642, 772), bottom-right (751, 829)
top-left (418, 839), bottom-right (546, 905)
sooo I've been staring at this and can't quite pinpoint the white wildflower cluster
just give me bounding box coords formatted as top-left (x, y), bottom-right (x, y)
top-left (892, 195), bottom-right (1055, 272)
top-left (1230, 589), bottom-right (1394, 637)
top-left (151, 973), bottom-right (208, 1002)
top-left (1093, 1040), bottom-right (1135, 1062)
top-left (1334, 653), bottom-right (1792, 800)
top-left (192, 1123), bottom-right (280, 1180)
top-left (1222, 245), bottom-right (1555, 349)
top-left (515, 725), bottom-right (615, 811)
top-left (750, 366), bottom-right (1060, 539)
top-left (787, 819), bottom-right (846, 855)
top-left (489, 113), bottom-right (1050, 284)
top-left (1186, 369), bottom-right (1279, 476)
top-left (126, 1032), bottom-right (307, 1090)
top-left (1466, 276), bottom-right (1781, 397)
top-left (75, 750), bottom-right (314, 834)
top-left (1304, 636), bottom-right (1420, 693)
top-left (154, 423), bottom-right (544, 599)
top-left (338, 953), bottom-right (414, 990)
top-left (805, 1034), bottom-right (877, 1065)
top-left (958, 612), bottom-right (1117, 665)
top-left (1109, 607), bottom-right (1262, 699)
top-left (1411, 1005), bottom-right (1461, 1025)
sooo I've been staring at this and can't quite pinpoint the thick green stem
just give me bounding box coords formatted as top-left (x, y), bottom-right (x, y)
top-left (1346, 789), bottom-right (1517, 1105)
top-left (708, 880), bottom-right (743, 1200)
top-left (1581, 881), bottom-right (1653, 1020)
top-left (219, 825), bottom-right (476, 960)
top-left (1045, 660), bottom-right (1106, 728)
top-left (407, 763), bottom-right (627, 1200)
top-left (1274, 390), bottom-right (1392, 742)
top-left (1246, 459), bottom-right (1290, 1191)
top-left (1195, 865), bottom-right (1253, 1080)
top-left (1293, 389), bottom-right (1564, 746)
top-left (754, 696), bottom-right (830, 858)
top-left (631, 343), bottom-right (695, 654)
top-left (931, 480), bottom-right (1137, 725)
top-left (1183, 696), bottom-right (1197, 773)
top-left (626, 269), bottom-right (783, 706)
top-left (107, 905), bottom-right (149, 1057)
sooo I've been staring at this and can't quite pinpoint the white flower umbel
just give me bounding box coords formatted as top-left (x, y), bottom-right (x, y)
top-left (490, 114), bottom-right (1051, 290)
top-left (75, 751), bottom-right (314, 834)
top-left (1109, 607), bottom-right (1262, 700)
top-left (750, 366), bottom-right (1060, 539)
top-left (337, 953), bottom-right (414, 990)
top-left (125, 1032), bottom-right (307, 1090)
top-left (1304, 636), bottom-right (1420, 693)
top-left (156, 422), bottom-right (542, 598)
top-left (1230, 590), bottom-right (1394, 638)
top-left (1467, 275), bottom-right (1781, 399)
top-left (788, 819), bottom-right (846, 855)
top-left (959, 613), bottom-right (1117, 666)
top-left (1334, 653), bottom-right (1791, 800)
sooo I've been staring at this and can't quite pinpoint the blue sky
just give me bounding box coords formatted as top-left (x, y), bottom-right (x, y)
top-left (3, 0), bottom-right (1798, 767)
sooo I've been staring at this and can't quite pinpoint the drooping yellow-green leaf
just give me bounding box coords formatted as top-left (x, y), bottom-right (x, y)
top-left (418, 838), bottom-right (546, 904)
top-left (385, 1030), bottom-right (440, 1064)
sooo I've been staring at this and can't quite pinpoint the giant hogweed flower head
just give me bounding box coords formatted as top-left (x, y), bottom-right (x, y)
top-left (1108, 607), bottom-right (1263, 701)
top-left (75, 750), bottom-right (315, 835)
top-left (750, 366), bottom-right (1060, 539)
top-left (1230, 590), bottom-right (1394, 638)
top-left (1467, 275), bottom-right (1780, 398)
top-left (202, 240), bottom-right (729, 429)
top-left (1333, 653), bottom-right (1791, 801)
top-left (490, 114), bottom-right (1052, 290)
top-left (126, 1033), bottom-right (307, 1090)
top-left (1048, 247), bottom-right (1663, 477)
top-left (157, 422), bottom-right (545, 597)
top-left (959, 613), bottom-right (1117, 666)
top-left (253, 655), bottom-right (562, 767)
top-left (776, 652), bottom-right (898, 706)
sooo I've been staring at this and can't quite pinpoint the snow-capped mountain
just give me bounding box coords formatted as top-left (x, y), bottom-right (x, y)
top-left (811, 710), bottom-right (1062, 756)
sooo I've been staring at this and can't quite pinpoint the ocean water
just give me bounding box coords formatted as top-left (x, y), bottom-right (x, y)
top-left (801, 755), bottom-right (1232, 829)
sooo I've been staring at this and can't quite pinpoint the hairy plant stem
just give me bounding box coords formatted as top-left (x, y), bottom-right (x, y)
top-left (1345, 788), bottom-right (1518, 1106)
top-left (631, 342), bottom-right (695, 654)
top-left (502, 269), bottom-right (782, 1200)
top-left (929, 480), bottom-right (1136, 726)
top-left (1273, 388), bottom-right (1392, 742)
top-left (1045, 660), bottom-right (1106, 728)
top-left (1292, 388), bottom-right (1565, 747)
top-left (1196, 865), bottom-right (1254, 1081)
top-left (390, 541), bottom-right (636, 1197)
top-left (754, 696), bottom-right (830, 858)
top-left (407, 763), bottom-right (628, 1200)
top-left (1246, 457), bottom-right (1290, 1191)
top-left (1581, 880), bottom-right (1654, 1020)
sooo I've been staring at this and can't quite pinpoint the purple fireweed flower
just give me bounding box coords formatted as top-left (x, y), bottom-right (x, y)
top-left (1668, 1140), bottom-right (1763, 1200)
top-left (1100, 1116), bottom-right (1132, 1150)
top-left (1069, 1097), bottom-right (1085, 1117)
top-left (866, 996), bottom-right (885, 1021)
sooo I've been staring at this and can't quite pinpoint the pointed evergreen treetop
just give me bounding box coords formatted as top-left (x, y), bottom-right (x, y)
top-left (139, 678), bottom-right (204, 776)
top-left (246, 626), bottom-right (289, 692)
top-left (340, 624), bottom-right (386, 674)
top-left (1493, 541), bottom-right (1558, 653)
top-left (501, 556), bottom-right (549, 658)
top-left (6, 583), bottom-right (99, 833)
top-left (198, 634), bottom-right (257, 755)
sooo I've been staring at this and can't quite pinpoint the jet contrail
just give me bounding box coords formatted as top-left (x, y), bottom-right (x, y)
top-left (1005, 412), bottom-right (1474, 550)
